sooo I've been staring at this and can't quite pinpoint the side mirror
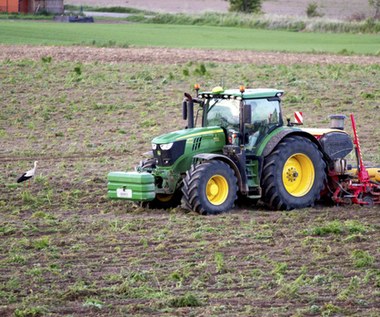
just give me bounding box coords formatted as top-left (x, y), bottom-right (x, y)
top-left (244, 104), bottom-right (252, 124)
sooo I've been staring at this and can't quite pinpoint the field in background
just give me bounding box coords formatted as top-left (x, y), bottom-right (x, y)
top-left (65, 0), bottom-right (372, 19)
top-left (0, 48), bottom-right (379, 316)
top-left (0, 21), bottom-right (379, 54)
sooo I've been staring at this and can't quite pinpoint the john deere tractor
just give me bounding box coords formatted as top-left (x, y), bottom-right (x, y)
top-left (107, 85), bottom-right (371, 214)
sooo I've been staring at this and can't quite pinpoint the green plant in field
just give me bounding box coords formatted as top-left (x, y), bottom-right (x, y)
top-left (83, 298), bottom-right (103, 309)
top-left (321, 302), bottom-right (342, 315)
top-left (214, 252), bottom-right (226, 273)
top-left (194, 63), bottom-right (207, 76)
top-left (303, 219), bottom-right (369, 236)
top-left (275, 274), bottom-right (306, 298)
top-left (41, 56), bottom-right (52, 63)
top-left (272, 262), bottom-right (288, 276)
top-left (0, 223), bottom-right (16, 236)
top-left (351, 250), bottom-right (375, 268)
top-left (21, 190), bottom-right (37, 204)
top-left (337, 275), bottom-right (360, 300)
top-left (14, 306), bottom-right (45, 317)
top-left (32, 236), bottom-right (50, 250)
top-left (168, 292), bottom-right (202, 307)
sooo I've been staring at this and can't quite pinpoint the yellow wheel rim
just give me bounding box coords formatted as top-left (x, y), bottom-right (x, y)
top-left (156, 194), bottom-right (173, 202)
top-left (206, 175), bottom-right (229, 205)
top-left (282, 153), bottom-right (315, 197)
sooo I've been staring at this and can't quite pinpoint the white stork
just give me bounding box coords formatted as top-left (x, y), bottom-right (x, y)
top-left (17, 161), bottom-right (38, 185)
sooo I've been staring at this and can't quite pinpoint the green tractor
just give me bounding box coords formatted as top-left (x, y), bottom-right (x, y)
top-left (108, 85), bottom-right (355, 214)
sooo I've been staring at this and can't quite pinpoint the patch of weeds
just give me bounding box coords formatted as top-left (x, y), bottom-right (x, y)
top-left (9, 254), bottom-right (27, 264)
top-left (194, 63), bottom-right (207, 76)
top-left (115, 281), bottom-right (164, 299)
top-left (337, 275), bottom-right (360, 300)
top-left (83, 298), bottom-right (104, 309)
top-left (141, 119), bottom-right (157, 127)
top-left (21, 190), bottom-right (37, 204)
top-left (272, 262), bottom-right (288, 275)
top-left (321, 302), bottom-right (342, 316)
top-left (26, 265), bottom-right (43, 277)
top-left (41, 56), bottom-right (52, 63)
top-left (14, 306), bottom-right (46, 317)
top-left (360, 92), bottom-right (375, 99)
top-left (303, 219), bottom-right (369, 236)
top-left (168, 292), bottom-right (202, 308)
top-left (32, 236), bottom-right (50, 250)
top-left (275, 274), bottom-right (306, 298)
top-left (0, 223), bottom-right (17, 236)
top-left (337, 48), bottom-right (354, 55)
top-left (31, 210), bottom-right (56, 220)
top-left (344, 220), bottom-right (368, 234)
top-left (214, 252), bottom-right (226, 273)
top-left (351, 250), bottom-right (374, 268)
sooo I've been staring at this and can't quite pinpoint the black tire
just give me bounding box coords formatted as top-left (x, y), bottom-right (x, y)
top-left (142, 191), bottom-right (182, 209)
top-left (182, 160), bottom-right (238, 215)
top-left (262, 136), bottom-right (326, 210)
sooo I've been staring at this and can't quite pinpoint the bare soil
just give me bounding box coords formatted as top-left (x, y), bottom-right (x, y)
top-left (1, 45), bottom-right (379, 65)
top-left (0, 45), bottom-right (379, 317)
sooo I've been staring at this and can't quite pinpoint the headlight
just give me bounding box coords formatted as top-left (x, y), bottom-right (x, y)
top-left (152, 143), bottom-right (157, 150)
top-left (160, 143), bottom-right (174, 150)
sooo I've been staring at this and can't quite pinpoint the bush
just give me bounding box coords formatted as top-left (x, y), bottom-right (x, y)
top-left (306, 2), bottom-right (324, 18)
top-left (228, 0), bottom-right (262, 13)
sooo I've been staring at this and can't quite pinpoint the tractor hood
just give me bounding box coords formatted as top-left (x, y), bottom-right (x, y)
top-left (152, 126), bottom-right (224, 145)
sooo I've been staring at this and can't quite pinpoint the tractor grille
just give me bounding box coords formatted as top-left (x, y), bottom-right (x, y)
top-left (192, 137), bottom-right (202, 151)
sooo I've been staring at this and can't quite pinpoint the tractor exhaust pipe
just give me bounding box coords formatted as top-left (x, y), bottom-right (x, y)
top-left (183, 93), bottom-right (194, 129)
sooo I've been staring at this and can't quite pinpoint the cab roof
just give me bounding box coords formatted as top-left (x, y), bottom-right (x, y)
top-left (199, 88), bottom-right (284, 99)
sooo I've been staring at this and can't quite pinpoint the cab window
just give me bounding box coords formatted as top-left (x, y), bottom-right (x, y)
top-left (245, 99), bottom-right (281, 148)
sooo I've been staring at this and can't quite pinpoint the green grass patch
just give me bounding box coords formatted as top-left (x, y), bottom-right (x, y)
top-left (0, 21), bottom-right (379, 55)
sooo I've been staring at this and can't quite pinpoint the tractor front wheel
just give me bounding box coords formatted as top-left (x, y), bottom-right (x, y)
top-left (262, 136), bottom-right (326, 210)
top-left (182, 160), bottom-right (238, 215)
top-left (143, 191), bottom-right (182, 209)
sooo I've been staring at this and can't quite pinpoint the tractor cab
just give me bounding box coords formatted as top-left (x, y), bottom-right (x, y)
top-left (189, 86), bottom-right (284, 151)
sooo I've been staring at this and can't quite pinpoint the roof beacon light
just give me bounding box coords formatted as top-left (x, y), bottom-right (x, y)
top-left (239, 85), bottom-right (245, 94)
top-left (194, 83), bottom-right (200, 96)
top-left (212, 86), bottom-right (224, 94)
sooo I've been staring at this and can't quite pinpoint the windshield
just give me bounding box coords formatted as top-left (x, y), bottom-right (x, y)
top-left (205, 99), bottom-right (240, 130)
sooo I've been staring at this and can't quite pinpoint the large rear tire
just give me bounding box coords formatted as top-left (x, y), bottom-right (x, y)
top-left (262, 136), bottom-right (326, 210)
top-left (182, 160), bottom-right (238, 215)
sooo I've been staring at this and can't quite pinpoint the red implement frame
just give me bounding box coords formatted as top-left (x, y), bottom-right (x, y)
top-left (332, 114), bottom-right (380, 205)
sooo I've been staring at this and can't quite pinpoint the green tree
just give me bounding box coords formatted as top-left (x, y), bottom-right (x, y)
top-left (369, 0), bottom-right (380, 18)
top-left (227, 0), bottom-right (262, 13)
top-left (306, 2), bottom-right (324, 18)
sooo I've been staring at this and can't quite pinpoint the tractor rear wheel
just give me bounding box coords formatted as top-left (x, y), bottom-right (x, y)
top-left (262, 136), bottom-right (326, 210)
top-left (182, 160), bottom-right (238, 215)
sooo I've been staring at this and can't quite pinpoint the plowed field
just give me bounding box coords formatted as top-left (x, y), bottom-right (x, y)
top-left (0, 45), bottom-right (379, 316)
